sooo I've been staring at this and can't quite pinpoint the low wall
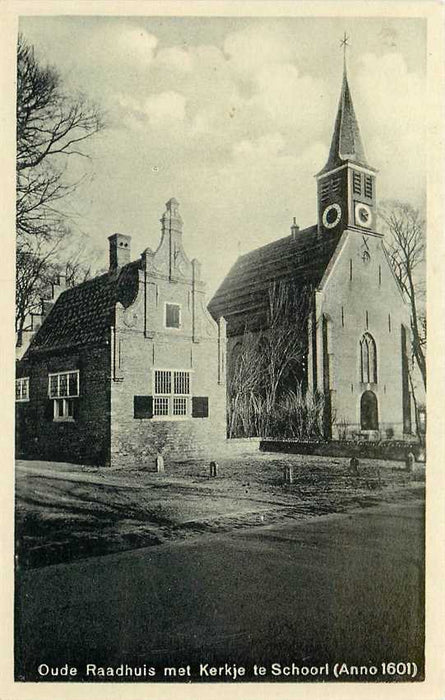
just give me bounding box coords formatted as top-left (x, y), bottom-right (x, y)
top-left (223, 438), bottom-right (262, 455)
top-left (260, 439), bottom-right (424, 462)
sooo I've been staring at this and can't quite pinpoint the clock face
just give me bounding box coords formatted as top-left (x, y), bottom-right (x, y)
top-left (322, 203), bottom-right (342, 229)
top-left (355, 202), bottom-right (372, 228)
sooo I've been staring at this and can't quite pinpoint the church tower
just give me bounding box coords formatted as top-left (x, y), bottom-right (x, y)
top-left (316, 61), bottom-right (377, 236)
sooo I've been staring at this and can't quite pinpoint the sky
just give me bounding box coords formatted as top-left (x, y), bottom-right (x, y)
top-left (19, 15), bottom-right (426, 294)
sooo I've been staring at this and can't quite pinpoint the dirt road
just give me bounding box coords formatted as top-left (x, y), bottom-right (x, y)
top-left (15, 500), bottom-right (424, 683)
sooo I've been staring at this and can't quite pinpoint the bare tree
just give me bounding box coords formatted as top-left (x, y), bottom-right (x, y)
top-left (228, 331), bottom-right (268, 437)
top-left (380, 201), bottom-right (426, 388)
top-left (261, 281), bottom-right (311, 424)
top-left (227, 281), bottom-right (316, 438)
top-left (16, 35), bottom-right (104, 342)
top-left (15, 231), bottom-right (103, 347)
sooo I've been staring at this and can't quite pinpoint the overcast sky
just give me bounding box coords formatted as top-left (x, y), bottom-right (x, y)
top-left (19, 15), bottom-right (426, 294)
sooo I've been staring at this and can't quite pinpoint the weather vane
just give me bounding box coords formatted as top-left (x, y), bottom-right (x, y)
top-left (340, 31), bottom-right (350, 65)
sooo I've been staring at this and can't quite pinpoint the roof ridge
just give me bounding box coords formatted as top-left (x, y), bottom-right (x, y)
top-left (58, 259), bottom-right (140, 296)
top-left (237, 225), bottom-right (318, 259)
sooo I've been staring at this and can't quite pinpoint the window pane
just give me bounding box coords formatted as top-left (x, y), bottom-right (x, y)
top-left (15, 381), bottom-right (21, 400)
top-left (174, 371), bottom-right (190, 395)
top-left (155, 370), bottom-right (171, 394)
top-left (173, 397), bottom-right (187, 416)
top-left (66, 399), bottom-right (74, 417)
top-left (166, 303), bottom-right (180, 328)
top-left (154, 397), bottom-right (169, 415)
top-left (55, 399), bottom-right (64, 417)
top-left (68, 372), bottom-right (78, 396)
top-left (49, 375), bottom-right (58, 398)
top-left (59, 373), bottom-right (68, 397)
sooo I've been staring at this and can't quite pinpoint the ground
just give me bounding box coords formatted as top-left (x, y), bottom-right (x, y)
top-left (15, 501), bottom-right (424, 682)
top-left (15, 450), bottom-right (425, 569)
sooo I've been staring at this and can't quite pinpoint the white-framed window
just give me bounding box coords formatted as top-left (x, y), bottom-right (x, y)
top-left (165, 302), bottom-right (181, 329)
top-left (48, 370), bottom-right (79, 398)
top-left (53, 398), bottom-right (75, 421)
top-left (16, 377), bottom-right (29, 402)
top-left (48, 370), bottom-right (79, 421)
top-left (153, 369), bottom-right (191, 417)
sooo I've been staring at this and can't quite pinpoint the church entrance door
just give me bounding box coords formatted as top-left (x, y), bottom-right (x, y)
top-left (360, 391), bottom-right (378, 430)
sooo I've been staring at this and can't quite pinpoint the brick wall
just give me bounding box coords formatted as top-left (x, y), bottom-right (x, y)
top-left (109, 328), bottom-right (226, 468)
top-left (16, 345), bottom-right (111, 465)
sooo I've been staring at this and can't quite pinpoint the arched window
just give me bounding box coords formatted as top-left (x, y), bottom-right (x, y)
top-left (360, 391), bottom-right (379, 430)
top-left (360, 333), bottom-right (377, 383)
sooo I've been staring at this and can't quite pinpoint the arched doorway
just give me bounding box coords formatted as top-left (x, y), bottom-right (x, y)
top-left (360, 391), bottom-right (378, 430)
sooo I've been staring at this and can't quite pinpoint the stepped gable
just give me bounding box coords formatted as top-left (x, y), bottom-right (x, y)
top-left (25, 261), bottom-right (140, 355)
top-left (208, 225), bottom-right (338, 335)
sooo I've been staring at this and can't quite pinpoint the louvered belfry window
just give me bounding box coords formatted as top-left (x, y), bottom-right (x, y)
top-left (364, 175), bottom-right (373, 198)
top-left (353, 171), bottom-right (362, 194)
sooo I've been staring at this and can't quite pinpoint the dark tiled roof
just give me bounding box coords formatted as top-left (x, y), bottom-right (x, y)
top-left (208, 225), bottom-right (339, 334)
top-left (25, 261), bottom-right (140, 354)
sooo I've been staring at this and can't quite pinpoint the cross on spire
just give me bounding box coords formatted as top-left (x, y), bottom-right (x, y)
top-left (340, 31), bottom-right (350, 67)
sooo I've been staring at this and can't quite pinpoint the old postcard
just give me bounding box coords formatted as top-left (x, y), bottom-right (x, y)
top-left (1, 1), bottom-right (444, 698)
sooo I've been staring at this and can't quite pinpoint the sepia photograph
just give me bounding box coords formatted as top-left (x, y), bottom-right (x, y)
top-left (3, 2), bottom-right (443, 695)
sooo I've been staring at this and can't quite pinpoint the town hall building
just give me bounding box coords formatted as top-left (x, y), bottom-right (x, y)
top-left (16, 199), bottom-right (227, 467)
top-left (209, 64), bottom-right (413, 440)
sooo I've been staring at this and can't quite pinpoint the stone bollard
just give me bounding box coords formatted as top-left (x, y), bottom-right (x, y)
top-left (209, 461), bottom-right (219, 477)
top-left (349, 456), bottom-right (360, 476)
top-left (405, 451), bottom-right (415, 472)
top-left (284, 465), bottom-right (294, 484)
top-left (155, 454), bottom-right (164, 473)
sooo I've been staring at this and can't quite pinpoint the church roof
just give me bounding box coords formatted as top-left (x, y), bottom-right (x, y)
top-left (318, 66), bottom-right (371, 175)
top-left (23, 261), bottom-right (140, 356)
top-left (208, 225), bottom-right (338, 335)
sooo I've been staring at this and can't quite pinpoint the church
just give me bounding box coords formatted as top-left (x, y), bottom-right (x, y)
top-left (208, 63), bottom-right (413, 440)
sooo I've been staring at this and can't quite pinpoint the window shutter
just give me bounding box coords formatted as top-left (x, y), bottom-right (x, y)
top-left (44, 399), bottom-right (53, 421)
top-left (134, 396), bottom-right (153, 419)
top-left (192, 396), bottom-right (209, 418)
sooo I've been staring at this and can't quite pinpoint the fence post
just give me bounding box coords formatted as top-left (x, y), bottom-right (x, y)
top-left (284, 465), bottom-right (294, 484)
top-left (155, 454), bottom-right (164, 473)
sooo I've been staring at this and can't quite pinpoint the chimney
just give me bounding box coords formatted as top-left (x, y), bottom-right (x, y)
top-left (291, 217), bottom-right (300, 240)
top-left (108, 233), bottom-right (131, 270)
top-left (51, 273), bottom-right (67, 302)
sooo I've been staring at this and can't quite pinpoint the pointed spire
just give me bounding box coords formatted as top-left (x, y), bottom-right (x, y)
top-left (319, 62), bottom-right (370, 175)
